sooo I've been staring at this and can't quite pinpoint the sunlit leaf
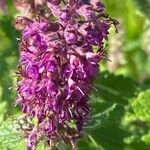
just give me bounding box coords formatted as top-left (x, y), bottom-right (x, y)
top-left (132, 89), bottom-right (150, 120)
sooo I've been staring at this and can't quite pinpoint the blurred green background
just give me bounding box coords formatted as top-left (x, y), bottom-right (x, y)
top-left (0, 0), bottom-right (150, 150)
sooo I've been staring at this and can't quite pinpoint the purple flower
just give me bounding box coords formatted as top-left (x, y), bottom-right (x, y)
top-left (15, 0), bottom-right (117, 149)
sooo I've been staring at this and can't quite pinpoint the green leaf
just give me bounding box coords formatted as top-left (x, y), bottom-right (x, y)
top-left (0, 119), bottom-right (25, 149)
top-left (132, 89), bottom-right (150, 121)
top-left (141, 131), bottom-right (150, 144)
top-left (93, 71), bottom-right (139, 105)
top-left (85, 103), bottom-right (117, 130)
top-left (120, 90), bottom-right (150, 149)
top-left (80, 71), bottom-right (144, 150)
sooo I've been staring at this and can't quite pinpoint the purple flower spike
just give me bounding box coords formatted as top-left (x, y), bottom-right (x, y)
top-left (15, 0), bottom-right (118, 149)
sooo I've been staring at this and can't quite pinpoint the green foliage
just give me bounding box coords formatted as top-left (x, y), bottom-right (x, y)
top-left (0, 119), bottom-right (25, 150)
top-left (85, 103), bottom-right (117, 130)
top-left (93, 72), bottom-right (139, 104)
top-left (78, 72), bottom-right (142, 150)
top-left (121, 90), bottom-right (150, 149)
top-left (132, 90), bottom-right (150, 120)
top-left (0, 1), bottom-right (20, 118)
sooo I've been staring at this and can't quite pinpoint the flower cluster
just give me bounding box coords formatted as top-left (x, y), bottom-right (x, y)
top-left (16, 0), bottom-right (117, 149)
